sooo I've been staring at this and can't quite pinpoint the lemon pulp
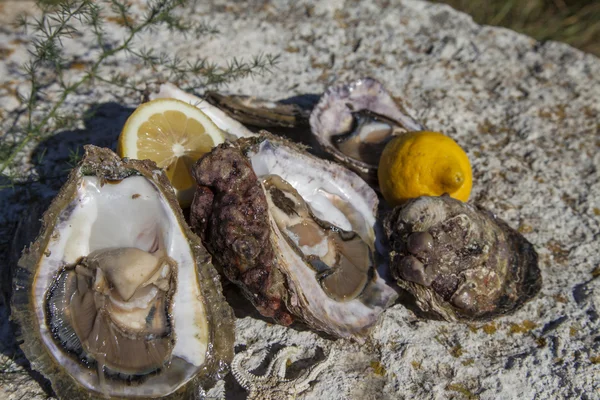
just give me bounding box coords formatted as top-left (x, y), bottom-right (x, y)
top-left (118, 98), bottom-right (224, 207)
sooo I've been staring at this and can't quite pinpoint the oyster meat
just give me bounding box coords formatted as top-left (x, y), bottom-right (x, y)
top-left (384, 195), bottom-right (542, 321)
top-left (190, 134), bottom-right (398, 340)
top-left (309, 77), bottom-right (424, 184)
top-left (12, 146), bottom-right (234, 399)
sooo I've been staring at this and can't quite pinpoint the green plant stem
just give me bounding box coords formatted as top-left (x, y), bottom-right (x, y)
top-left (0, 0), bottom-right (209, 176)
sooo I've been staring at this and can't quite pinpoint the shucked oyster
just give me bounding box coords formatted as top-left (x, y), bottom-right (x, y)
top-left (11, 146), bottom-right (234, 399)
top-left (384, 196), bottom-right (542, 321)
top-left (310, 77), bottom-right (424, 184)
top-left (190, 134), bottom-right (398, 340)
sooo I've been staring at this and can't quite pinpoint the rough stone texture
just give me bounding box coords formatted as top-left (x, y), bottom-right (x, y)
top-left (1, 0), bottom-right (599, 399)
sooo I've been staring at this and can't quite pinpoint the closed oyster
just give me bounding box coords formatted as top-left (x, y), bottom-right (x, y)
top-left (204, 91), bottom-right (310, 129)
top-left (190, 134), bottom-right (398, 340)
top-left (384, 195), bottom-right (542, 321)
top-left (203, 91), bottom-right (319, 150)
top-left (11, 146), bottom-right (234, 399)
top-left (309, 77), bottom-right (424, 184)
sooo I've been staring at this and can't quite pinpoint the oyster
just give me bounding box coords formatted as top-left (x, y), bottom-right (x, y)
top-left (190, 134), bottom-right (398, 340)
top-left (384, 195), bottom-right (542, 321)
top-left (11, 146), bottom-right (234, 399)
top-left (203, 91), bottom-right (320, 150)
top-left (309, 77), bottom-right (424, 184)
top-left (205, 91), bottom-right (310, 129)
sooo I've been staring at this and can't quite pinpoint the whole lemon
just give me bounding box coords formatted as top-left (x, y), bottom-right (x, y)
top-left (378, 131), bottom-right (472, 206)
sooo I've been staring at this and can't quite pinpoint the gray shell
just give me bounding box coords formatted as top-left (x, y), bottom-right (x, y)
top-left (11, 146), bottom-right (234, 399)
top-left (384, 195), bottom-right (542, 321)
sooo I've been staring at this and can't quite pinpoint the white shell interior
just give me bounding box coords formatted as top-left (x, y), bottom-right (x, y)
top-left (250, 141), bottom-right (376, 237)
top-left (33, 176), bottom-right (209, 397)
top-left (249, 140), bottom-right (397, 337)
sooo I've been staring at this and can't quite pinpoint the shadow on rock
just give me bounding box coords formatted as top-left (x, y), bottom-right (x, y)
top-left (2, 312), bottom-right (55, 398)
top-left (278, 93), bottom-right (321, 111)
top-left (31, 102), bottom-right (135, 189)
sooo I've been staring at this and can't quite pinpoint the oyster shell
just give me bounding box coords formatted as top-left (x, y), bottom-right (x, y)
top-left (11, 146), bottom-right (234, 399)
top-left (309, 77), bottom-right (424, 184)
top-left (384, 195), bottom-right (542, 321)
top-left (203, 91), bottom-right (320, 150)
top-left (190, 134), bottom-right (398, 340)
top-left (205, 91), bottom-right (310, 129)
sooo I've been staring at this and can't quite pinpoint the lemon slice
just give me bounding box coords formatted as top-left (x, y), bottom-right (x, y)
top-left (118, 98), bottom-right (224, 207)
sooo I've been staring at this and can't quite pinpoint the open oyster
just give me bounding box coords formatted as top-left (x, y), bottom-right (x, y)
top-left (190, 134), bottom-right (398, 340)
top-left (384, 195), bottom-right (542, 321)
top-left (309, 77), bottom-right (424, 184)
top-left (11, 146), bottom-right (234, 399)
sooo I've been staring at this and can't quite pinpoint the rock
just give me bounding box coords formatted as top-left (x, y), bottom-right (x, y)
top-left (0, 0), bottom-right (598, 399)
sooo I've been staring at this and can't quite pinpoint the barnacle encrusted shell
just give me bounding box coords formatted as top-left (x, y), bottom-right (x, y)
top-left (190, 134), bottom-right (398, 340)
top-left (384, 195), bottom-right (542, 321)
top-left (309, 77), bottom-right (424, 184)
top-left (11, 146), bottom-right (234, 399)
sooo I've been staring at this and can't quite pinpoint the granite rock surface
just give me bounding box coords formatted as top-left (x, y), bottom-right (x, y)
top-left (0, 0), bottom-right (599, 399)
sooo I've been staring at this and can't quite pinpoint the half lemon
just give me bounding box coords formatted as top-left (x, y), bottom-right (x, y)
top-left (118, 98), bottom-right (224, 207)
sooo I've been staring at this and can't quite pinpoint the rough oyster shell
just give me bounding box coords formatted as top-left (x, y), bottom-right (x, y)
top-left (384, 195), bottom-right (542, 321)
top-left (205, 91), bottom-right (310, 129)
top-left (202, 91), bottom-right (320, 151)
top-left (190, 134), bottom-right (398, 341)
top-left (309, 77), bottom-right (424, 184)
top-left (11, 146), bottom-right (234, 399)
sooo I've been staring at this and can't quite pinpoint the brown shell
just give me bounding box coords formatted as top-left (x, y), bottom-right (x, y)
top-left (384, 195), bottom-right (542, 321)
top-left (204, 92), bottom-right (310, 129)
top-left (190, 136), bottom-right (295, 326)
top-left (11, 145), bottom-right (234, 399)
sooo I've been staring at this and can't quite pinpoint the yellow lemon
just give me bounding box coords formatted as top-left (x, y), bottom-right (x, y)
top-left (378, 131), bottom-right (472, 206)
top-left (118, 98), bottom-right (224, 207)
